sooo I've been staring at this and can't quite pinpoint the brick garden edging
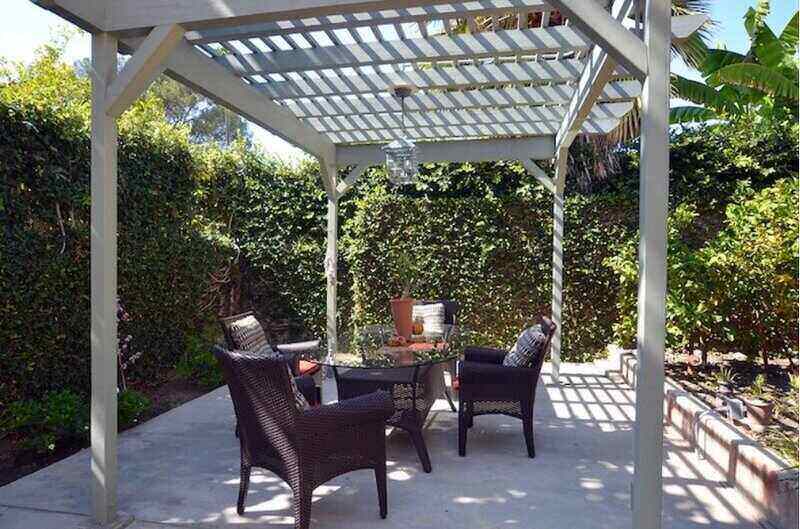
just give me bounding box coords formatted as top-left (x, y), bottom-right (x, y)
top-left (610, 350), bottom-right (799, 529)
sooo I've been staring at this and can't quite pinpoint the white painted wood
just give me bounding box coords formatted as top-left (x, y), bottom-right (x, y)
top-left (337, 136), bottom-right (555, 164)
top-left (547, 0), bottom-right (647, 79)
top-left (105, 24), bottom-right (185, 118)
top-left (554, 0), bottom-right (636, 152)
top-left (325, 118), bottom-right (619, 144)
top-left (336, 163), bottom-right (369, 197)
top-left (256, 58), bottom-right (588, 99)
top-left (308, 102), bottom-right (633, 134)
top-left (32, 0), bottom-right (105, 32)
top-left (632, 0), bottom-right (670, 527)
top-left (549, 150), bottom-right (567, 382)
top-left (283, 81), bottom-right (642, 118)
top-left (521, 159), bottom-right (554, 194)
top-left (108, 0), bottom-right (504, 33)
top-left (185, 0), bottom-right (551, 43)
top-left (124, 38), bottom-right (336, 162)
top-left (215, 26), bottom-right (591, 75)
top-left (323, 164), bottom-right (339, 370)
top-left (623, 13), bottom-right (708, 42)
top-left (90, 31), bottom-right (118, 526)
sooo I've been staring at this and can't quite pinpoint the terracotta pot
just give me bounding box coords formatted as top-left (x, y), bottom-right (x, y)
top-left (390, 297), bottom-right (414, 339)
top-left (744, 398), bottom-right (774, 433)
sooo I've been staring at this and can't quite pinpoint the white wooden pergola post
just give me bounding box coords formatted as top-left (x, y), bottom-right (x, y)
top-left (323, 162), bottom-right (339, 403)
top-left (550, 151), bottom-right (568, 382)
top-left (632, 0), bottom-right (670, 527)
top-left (90, 32), bottom-right (119, 525)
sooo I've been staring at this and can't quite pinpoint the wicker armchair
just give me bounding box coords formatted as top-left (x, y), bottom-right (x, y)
top-left (213, 347), bottom-right (394, 529)
top-left (456, 317), bottom-right (555, 458)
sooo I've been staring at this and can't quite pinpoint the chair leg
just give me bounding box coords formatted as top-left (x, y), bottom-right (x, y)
top-left (374, 464), bottom-right (388, 518)
top-left (444, 387), bottom-right (457, 412)
top-left (458, 398), bottom-right (467, 457)
top-left (237, 462), bottom-right (251, 515)
top-left (291, 484), bottom-right (313, 529)
top-left (522, 410), bottom-right (535, 458)
top-left (409, 428), bottom-right (432, 473)
top-left (466, 401), bottom-right (474, 428)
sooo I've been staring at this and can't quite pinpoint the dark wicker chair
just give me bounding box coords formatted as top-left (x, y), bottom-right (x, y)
top-left (457, 317), bottom-right (556, 458)
top-left (213, 346), bottom-right (394, 529)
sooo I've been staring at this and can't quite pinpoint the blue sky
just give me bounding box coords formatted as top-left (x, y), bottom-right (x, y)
top-left (2, 0), bottom-right (796, 159)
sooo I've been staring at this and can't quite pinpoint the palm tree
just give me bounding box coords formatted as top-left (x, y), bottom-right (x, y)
top-left (670, 0), bottom-right (798, 124)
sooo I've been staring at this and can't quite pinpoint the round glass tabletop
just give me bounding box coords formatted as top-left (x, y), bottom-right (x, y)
top-left (302, 324), bottom-right (468, 369)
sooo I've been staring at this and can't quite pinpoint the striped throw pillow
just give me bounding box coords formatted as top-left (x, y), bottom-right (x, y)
top-left (229, 315), bottom-right (269, 351)
top-left (503, 325), bottom-right (547, 368)
top-left (412, 303), bottom-right (446, 337)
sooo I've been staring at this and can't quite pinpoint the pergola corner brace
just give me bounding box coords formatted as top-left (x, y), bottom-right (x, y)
top-left (105, 24), bottom-right (185, 118)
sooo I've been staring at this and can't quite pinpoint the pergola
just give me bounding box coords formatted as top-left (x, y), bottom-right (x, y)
top-left (31, 1), bottom-right (705, 527)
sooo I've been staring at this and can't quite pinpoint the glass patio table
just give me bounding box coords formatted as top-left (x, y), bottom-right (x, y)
top-left (301, 324), bottom-right (467, 473)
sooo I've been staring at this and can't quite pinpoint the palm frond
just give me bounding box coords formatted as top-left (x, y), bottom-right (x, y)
top-left (752, 23), bottom-right (786, 69)
top-left (779, 11), bottom-right (799, 53)
top-left (669, 105), bottom-right (718, 124)
top-left (671, 74), bottom-right (732, 111)
top-left (744, 0), bottom-right (771, 40)
top-left (702, 49), bottom-right (748, 74)
top-left (709, 63), bottom-right (799, 101)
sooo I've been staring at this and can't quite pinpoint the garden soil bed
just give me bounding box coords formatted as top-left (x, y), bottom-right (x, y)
top-left (665, 350), bottom-right (799, 467)
top-left (0, 373), bottom-right (213, 487)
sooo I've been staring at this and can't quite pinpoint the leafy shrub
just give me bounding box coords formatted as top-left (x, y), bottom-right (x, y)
top-left (175, 326), bottom-right (225, 389)
top-left (118, 389), bottom-right (151, 428)
top-left (607, 178), bottom-right (799, 367)
top-left (6, 390), bottom-right (88, 453)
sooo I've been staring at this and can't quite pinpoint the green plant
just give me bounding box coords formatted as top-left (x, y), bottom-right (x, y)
top-left (175, 325), bottom-right (225, 389)
top-left (118, 390), bottom-right (151, 428)
top-left (394, 251), bottom-right (419, 298)
top-left (671, 1), bottom-right (799, 123)
top-left (750, 374), bottom-right (769, 401)
top-left (714, 366), bottom-right (738, 386)
top-left (6, 390), bottom-right (88, 453)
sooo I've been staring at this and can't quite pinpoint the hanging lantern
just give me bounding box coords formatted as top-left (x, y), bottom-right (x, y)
top-left (382, 84), bottom-right (419, 186)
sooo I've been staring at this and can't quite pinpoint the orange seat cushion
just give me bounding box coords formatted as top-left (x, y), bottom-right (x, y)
top-left (298, 360), bottom-right (320, 376)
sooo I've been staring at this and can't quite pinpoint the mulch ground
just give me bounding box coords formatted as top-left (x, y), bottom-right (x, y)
top-left (0, 373), bottom-right (210, 487)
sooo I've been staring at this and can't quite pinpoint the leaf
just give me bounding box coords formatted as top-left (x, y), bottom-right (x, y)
top-left (779, 11), bottom-right (799, 53)
top-left (744, 0), bottom-right (771, 41)
top-left (709, 63), bottom-right (799, 100)
top-left (671, 74), bottom-right (733, 113)
top-left (752, 23), bottom-right (785, 69)
top-left (669, 105), bottom-right (718, 124)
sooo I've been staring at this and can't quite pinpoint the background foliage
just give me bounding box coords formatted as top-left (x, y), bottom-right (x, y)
top-left (1, 43), bottom-right (797, 432)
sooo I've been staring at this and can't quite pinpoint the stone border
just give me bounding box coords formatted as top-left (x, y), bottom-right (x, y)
top-left (609, 349), bottom-right (798, 529)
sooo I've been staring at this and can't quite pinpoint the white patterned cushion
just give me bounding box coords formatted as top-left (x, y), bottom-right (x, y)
top-left (229, 315), bottom-right (269, 351)
top-left (503, 325), bottom-right (547, 368)
top-left (412, 303), bottom-right (446, 337)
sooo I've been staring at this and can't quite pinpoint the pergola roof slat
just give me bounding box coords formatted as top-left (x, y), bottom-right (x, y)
top-left (326, 117), bottom-right (619, 143)
top-left (213, 26), bottom-right (591, 75)
top-left (256, 58), bottom-right (590, 99)
top-left (281, 80), bottom-right (642, 118)
top-left (185, 0), bottom-right (551, 43)
top-left (306, 101), bottom-right (633, 133)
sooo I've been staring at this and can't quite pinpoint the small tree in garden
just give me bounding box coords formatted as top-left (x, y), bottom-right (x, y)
top-left (703, 178), bottom-right (799, 369)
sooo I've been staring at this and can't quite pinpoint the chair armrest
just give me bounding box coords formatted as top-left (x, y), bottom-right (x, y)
top-left (294, 375), bottom-right (318, 406)
top-left (464, 346), bottom-right (507, 364)
top-left (297, 390), bottom-right (394, 435)
top-left (458, 361), bottom-right (537, 386)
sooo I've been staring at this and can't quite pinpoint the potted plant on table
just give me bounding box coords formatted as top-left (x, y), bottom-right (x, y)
top-left (744, 374), bottom-right (774, 433)
top-left (390, 252), bottom-right (418, 339)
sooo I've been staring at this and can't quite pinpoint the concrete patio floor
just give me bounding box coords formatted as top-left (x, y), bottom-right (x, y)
top-left (0, 362), bottom-right (763, 529)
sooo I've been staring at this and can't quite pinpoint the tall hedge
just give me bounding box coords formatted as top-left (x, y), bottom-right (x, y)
top-left (0, 102), bottom-right (228, 407)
